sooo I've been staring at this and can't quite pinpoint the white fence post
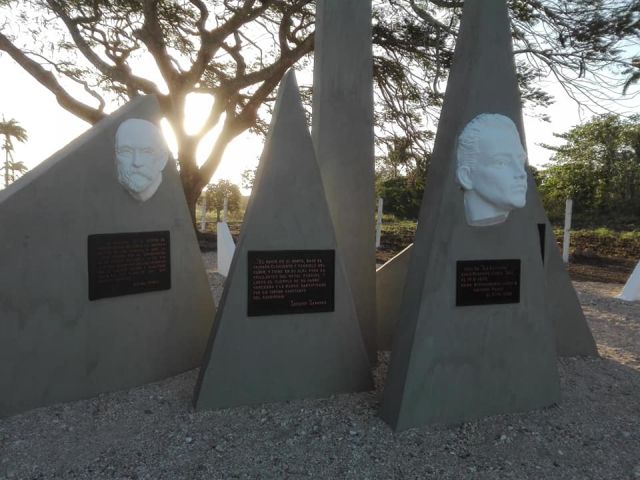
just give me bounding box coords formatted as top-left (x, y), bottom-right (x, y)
top-left (200, 196), bottom-right (208, 232)
top-left (562, 198), bottom-right (573, 263)
top-left (375, 197), bottom-right (383, 248)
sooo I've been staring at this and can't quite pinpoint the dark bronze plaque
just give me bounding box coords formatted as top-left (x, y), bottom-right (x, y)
top-left (247, 250), bottom-right (335, 317)
top-left (88, 231), bottom-right (170, 300)
top-left (456, 259), bottom-right (520, 306)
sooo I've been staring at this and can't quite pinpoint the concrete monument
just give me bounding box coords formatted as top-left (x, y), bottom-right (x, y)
top-left (533, 198), bottom-right (598, 357)
top-left (193, 71), bottom-right (372, 410)
top-left (313, 0), bottom-right (377, 361)
top-left (0, 96), bottom-right (215, 417)
top-left (380, 0), bottom-right (560, 431)
top-left (376, 244), bottom-right (413, 351)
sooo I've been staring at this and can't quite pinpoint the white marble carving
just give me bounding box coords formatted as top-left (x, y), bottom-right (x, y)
top-left (115, 119), bottom-right (169, 202)
top-left (456, 113), bottom-right (528, 226)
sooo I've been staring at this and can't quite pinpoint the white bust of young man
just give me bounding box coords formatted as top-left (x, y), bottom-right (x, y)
top-left (455, 113), bottom-right (528, 227)
top-left (115, 118), bottom-right (169, 202)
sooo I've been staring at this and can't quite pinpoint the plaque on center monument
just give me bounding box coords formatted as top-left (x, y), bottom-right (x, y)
top-left (456, 259), bottom-right (520, 306)
top-left (247, 250), bottom-right (335, 317)
top-left (88, 231), bottom-right (171, 300)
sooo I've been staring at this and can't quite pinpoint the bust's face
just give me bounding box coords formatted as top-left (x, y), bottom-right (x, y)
top-left (470, 123), bottom-right (527, 210)
top-left (115, 119), bottom-right (168, 201)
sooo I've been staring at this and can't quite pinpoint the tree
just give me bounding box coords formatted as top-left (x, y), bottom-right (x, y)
top-left (0, 0), bottom-right (637, 219)
top-left (203, 179), bottom-right (241, 221)
top-left (376, 174), bottom-right (424, 219)
top-left (0, 117), bottom-right (28, 187)
top-left (539, 114), bottom-right (640, 225)
top-left (241, 166), bottom-right (257, 191)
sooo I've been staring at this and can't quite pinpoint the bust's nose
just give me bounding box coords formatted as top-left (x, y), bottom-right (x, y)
top-left (132, 148), bottom-right (144, 167)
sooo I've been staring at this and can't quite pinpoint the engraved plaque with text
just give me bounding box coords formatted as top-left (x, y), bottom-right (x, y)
top-left (456, 259), bottom-right (520, 306)
top-left (247, 250), bottom-right (335, 317)
top-left (88, 231), bottom-right (171, 300)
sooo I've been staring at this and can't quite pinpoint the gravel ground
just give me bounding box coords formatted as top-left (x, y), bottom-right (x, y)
top-left (1, 252), bottom-right (639, 480)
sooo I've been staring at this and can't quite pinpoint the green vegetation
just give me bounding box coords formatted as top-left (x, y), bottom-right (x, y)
top-left (539, 114), bottom-right (640, 229)
top-left (376, 176), bottom-right (424, 220)
top-left (0, 116), bottom-right (28, 187)
top-left (199, 180), bottom-right (242, 222)
top-left (553, 228), bottom-right (640, 259)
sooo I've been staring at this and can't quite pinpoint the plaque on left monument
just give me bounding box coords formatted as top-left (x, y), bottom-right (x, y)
top-left (88, 231), bottom-right (171, 300)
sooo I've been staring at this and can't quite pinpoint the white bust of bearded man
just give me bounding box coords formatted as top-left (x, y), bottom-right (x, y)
top-left (455, 113), bottom-right (528, 227)
top-left (115, 118), bottom-right (169, 202)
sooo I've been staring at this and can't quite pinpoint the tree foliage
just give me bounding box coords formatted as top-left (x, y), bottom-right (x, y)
top-left (376, 174), bottom-right (425, 219)
top-left (0, 0), bottom-right (637, 220)
top-left (202, 179), bottom-right (241, 221)
top-left (0, 116), bottom-right (28, 187)
top-left (539, 114), bottom-right (640, 226)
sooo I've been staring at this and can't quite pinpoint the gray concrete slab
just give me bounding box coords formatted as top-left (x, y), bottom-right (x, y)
top-left (312, 0), bottom-right (377, 361)
top-left (380, 0), bottom-right (560, 431)
top-left (376, 244), bottom-right (413, 351)
top-left (530, 190), bottom-right (599, 357)
top-left (0, 96), bottom-right (215, 417)
top-left (193, 71), bottom-right (372, 411)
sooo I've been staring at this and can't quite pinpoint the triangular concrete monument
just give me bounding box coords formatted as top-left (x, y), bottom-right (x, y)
top-left (193, 71), bottom-right (372, 410)
top-left (380, 0), bottom-right (560, 430)
top-left (0, 96), bottom-right (215, 417)
top-left (619, 260), bottom-right (640, 301)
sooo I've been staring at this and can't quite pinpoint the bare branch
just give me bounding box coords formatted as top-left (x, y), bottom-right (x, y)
top-left (0, 31), bottom-right (105, 124)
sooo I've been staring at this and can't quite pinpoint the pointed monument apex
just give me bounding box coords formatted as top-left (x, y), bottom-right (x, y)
top-left (194, 70), bottom-right (372, 410)
top-left (380, 0), bottom-right (560, 430)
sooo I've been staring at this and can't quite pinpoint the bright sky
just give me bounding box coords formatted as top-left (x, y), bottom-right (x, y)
top-left (0, 52), bottom-right (638, 194)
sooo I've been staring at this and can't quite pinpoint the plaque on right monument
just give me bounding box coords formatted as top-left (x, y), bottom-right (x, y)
top-left (456, 259), bottom-right (520, 306)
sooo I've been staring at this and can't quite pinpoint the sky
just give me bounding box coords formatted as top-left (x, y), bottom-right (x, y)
top-left (0, 51), bottom-right (638, 195)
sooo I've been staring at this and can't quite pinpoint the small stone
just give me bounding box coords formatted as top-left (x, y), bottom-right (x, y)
top-left (185, 436), bottom-right (193, 444)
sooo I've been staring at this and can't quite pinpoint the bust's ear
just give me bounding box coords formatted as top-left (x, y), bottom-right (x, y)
top-left (456, 165), bottom-right (473, 190)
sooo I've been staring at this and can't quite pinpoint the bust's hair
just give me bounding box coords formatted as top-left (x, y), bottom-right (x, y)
top-left (456, 113), bottom-right (520, 170)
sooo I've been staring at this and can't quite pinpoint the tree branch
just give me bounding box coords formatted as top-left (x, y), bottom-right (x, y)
top-left (0, 32), bottom-right (105, 124)
top-left (44, 0), bottom-right (159, 96)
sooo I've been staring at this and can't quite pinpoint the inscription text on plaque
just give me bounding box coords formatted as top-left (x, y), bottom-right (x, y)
top-left (456, 259), bottom-right (520, 306)
top-left (247, 250), bottom-right (335, 316)
top-left (88, 231), bottom-right (170, 300)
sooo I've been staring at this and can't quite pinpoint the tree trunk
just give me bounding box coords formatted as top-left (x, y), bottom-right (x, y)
top-left (182, 180), bottom-right (201, 229)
